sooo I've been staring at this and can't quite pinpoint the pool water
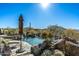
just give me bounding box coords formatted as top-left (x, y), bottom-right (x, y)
top-left (24, 37), bottom-right (44, 46)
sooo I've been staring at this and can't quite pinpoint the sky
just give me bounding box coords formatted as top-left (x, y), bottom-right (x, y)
top-left (0, 3), bottom-right (79, 29)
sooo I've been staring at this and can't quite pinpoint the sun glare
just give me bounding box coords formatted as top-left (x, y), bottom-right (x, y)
top-left (40, 3), bottom-right (49, 9)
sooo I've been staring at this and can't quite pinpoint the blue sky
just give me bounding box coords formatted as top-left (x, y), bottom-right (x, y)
top-left (0, 3), bottom-right (79, 29)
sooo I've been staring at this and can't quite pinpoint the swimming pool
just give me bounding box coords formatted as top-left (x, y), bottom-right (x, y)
top-left (24, 37), bottom-right (44, 46)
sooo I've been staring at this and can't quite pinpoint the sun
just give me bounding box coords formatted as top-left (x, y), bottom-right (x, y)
top-left (40, 3), bottom-right (49, 9)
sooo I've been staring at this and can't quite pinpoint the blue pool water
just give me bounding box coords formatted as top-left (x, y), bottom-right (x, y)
top-left (25, 37), bottom-right (44, 46)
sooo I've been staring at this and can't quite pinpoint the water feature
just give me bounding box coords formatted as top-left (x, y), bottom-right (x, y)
top-left (24, 37), bottom-right (44, 46)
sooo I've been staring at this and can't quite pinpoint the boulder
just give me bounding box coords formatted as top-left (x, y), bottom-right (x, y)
top-left (31, 46), bottom-right (42, 56)
top-left (41, 49), bottom-right (52, 56)
top-left (53, 49), bottom-right (64, 56)
top-left (55, 39), bottom-right (79, 56)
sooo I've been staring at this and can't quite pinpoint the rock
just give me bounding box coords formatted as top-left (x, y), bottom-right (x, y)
top-left (31, 40), bottom-right (51, 56)
top-left (31, 46), bottom-right (42, 56)
top-left (54, 39), bottom-right (79, 56)
top-left (53, 49), bottom-right (64, 56)
top-left (41, 49), bottom-right (52, 56)
top-left (65, 41), bottom-right (79, 56)
top-left (2, 45), bottom-right (11, 56)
